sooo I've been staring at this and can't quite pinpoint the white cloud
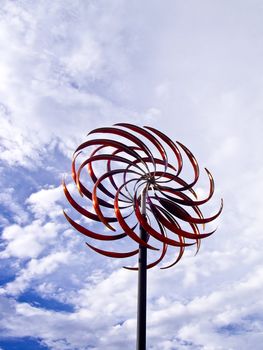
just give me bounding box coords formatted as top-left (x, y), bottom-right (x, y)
top-left (0, 114), bottom-right (44, 168)
top-left (0, 220), bottom-right (62, 260)
top-left (0, 260), bottom-right (262, 349)
top-left (0, 0), bottom-right (158, 168)
top-left (0, 187), bottom-right (29, 225)
top-left (26, 185), bottom-right (64, 220)
top-left (62, 35), bottom-right (102, 79)
top-left (1, 251), bottom-right (71, 296)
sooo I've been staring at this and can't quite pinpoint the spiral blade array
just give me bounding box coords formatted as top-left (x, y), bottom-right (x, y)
top-left (63, 123), bottom-right (223, 269)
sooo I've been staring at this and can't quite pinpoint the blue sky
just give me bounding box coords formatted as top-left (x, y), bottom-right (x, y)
top-left (0, 0), bottom-right (263, 349)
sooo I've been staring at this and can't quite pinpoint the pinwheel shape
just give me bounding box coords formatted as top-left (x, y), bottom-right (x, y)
top-left (63, 123), bottom-right (223, 269)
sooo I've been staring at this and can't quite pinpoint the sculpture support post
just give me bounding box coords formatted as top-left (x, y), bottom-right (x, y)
top-left (136, 188), bottom-right (147, 350)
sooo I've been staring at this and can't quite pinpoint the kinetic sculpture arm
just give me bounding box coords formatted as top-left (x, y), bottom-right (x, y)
top-left (63, 123), bottom-right (223, 269)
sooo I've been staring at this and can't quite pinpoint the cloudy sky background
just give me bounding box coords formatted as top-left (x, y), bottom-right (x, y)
top-left (0, 0), bottom-right (263, 349)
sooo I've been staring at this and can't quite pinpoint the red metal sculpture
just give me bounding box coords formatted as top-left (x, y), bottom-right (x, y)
top-left (63, 123), bottom-right (223, 349)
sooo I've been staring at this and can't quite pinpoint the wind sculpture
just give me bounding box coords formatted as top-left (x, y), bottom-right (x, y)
top-left (63, 123), bottom-right (223, 350)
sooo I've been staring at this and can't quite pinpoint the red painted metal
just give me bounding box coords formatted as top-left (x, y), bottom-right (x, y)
top-left (63, 123), bottom-right (223, 269)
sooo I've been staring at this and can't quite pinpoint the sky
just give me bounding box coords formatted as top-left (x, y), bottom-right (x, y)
top-left (0, 0), bottom-right (263, 349)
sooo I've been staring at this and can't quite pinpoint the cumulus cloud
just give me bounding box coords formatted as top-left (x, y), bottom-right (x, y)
top-left (26, 185), bottom-right (65, 220)
top-left (0, 183), bottom-right (68, 261)
top-left (0, 187), bottom-right (29, 225)
top-left (0, 220), bottom-right (62, 260)
top-left (0, 0), bottom-right (157, 168)
top-left (0, 261), bottom-right (262, 349)
top-left (1, 251), bottom-right (71, 296)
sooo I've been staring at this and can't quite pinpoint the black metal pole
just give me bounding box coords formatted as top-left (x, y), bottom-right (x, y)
top-left (136, 189), bottom-right (147, 350)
